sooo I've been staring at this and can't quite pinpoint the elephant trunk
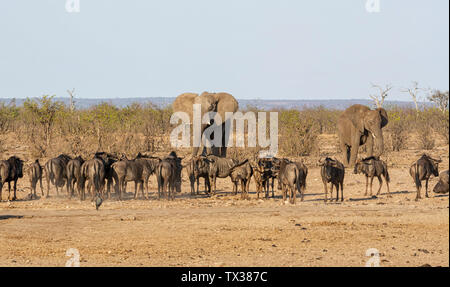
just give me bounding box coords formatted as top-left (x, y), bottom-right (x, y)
top-left (372, 129), bottom-right (384, 157)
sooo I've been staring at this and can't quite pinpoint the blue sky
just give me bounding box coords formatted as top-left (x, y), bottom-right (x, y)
top-left (0, 0), bottom-right (448, 100)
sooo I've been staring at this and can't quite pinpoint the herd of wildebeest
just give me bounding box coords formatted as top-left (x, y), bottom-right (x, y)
top-left (0, 102), bottom-right (448, 207)
top-left (0, 151), bottom-right (448, 207)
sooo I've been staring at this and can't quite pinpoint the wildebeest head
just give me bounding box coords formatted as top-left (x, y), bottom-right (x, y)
top-left (318, 157), bottom-right (341, 179)
top-left (354, 158), bottom-right (370, 175)
top-left (421, 154), bottom-right (442, 177)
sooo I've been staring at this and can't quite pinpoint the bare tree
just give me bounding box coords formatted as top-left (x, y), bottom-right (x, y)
top-left (428, 90), bottom-right (449, 114)
top-left (400, 81), bottom-right (426, 114)
top-left (67, 88), bottom-right (76, 112)
top-left (369, 83), bottom-right (392, 108)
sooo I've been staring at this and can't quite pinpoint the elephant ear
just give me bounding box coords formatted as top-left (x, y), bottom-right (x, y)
top-left (376, 108), bottom-right (389, 128)
top-left (210, 92), bottom-right (239, 126)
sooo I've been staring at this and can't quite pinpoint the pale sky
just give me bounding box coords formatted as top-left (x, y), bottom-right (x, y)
top-left (0, 0), bottom-right (448, 100)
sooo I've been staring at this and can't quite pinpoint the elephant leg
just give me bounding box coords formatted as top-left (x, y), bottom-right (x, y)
top-left (340, 141), bottom-right (350, 166)
top-left (366, 134), bottom-right (374, 157)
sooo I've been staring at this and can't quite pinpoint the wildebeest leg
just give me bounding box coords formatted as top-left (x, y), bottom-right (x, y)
top-left (335, 183), bottom-right (339, 202)
top-left (244, 180), bottom-right (249, 200)
top-left (189, 176), bottom-right (195, 195)
top-left (415, 181), bottom-right (421, 201)
top-left (7, 182), bottom-right (11, 201)
top-left (13, 180), bottom-right (18, 201)
top-left (425, 179), bottom-right (430, 198)
top-left (340, 182), bottom-right (344, 202)
top-left (369, 176), bottom-right (374, 196)
top-left (45, 172), bottom-right (50, 198)
top-left (39, 177), bottom-right (44, 196)
top-left (323, 182), bottom-right (328, 203)
top-left (376, 176), bottom-right (383, 195)
top-left (206, 177), bottom-right (211, 194)
top-left (211, 176), bottom-right (216, 196)
top-left (385, 176), bottom-right (391, 198)
top-left (165, 179), bottom-right (169, 200)
top-left (364, 176), bottom-right (369, 196)
top-left (329, 183), bottom-right (334, 201)
top-left (144, 178), bottom-right (149, 199)
top-left (133, 181), bottom-right (138, 199)
top-left (140, 181), bottom-right (146, 200)
top-left (292, 184), bottom-right (296, 204)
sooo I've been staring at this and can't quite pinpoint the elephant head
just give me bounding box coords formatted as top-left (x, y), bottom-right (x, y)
top-left (348, 105), bottom-right (388, 157)
top-left (172, 91), bottom-right (239, 156)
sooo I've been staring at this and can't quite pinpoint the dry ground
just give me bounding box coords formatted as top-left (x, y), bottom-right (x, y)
top-left (0, 135), bottom-right (448, 267)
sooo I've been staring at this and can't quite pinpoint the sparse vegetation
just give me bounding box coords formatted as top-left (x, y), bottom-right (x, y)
top-left (1, 95), bottom-right (448, 158)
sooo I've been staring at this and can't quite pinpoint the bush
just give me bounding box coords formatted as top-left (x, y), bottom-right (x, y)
top-left (278, 110), bottom-right (319, 156)
top-left (386, 108), bottom-right (412, 151)
top-left (415, 110), bottom-right (435, 150)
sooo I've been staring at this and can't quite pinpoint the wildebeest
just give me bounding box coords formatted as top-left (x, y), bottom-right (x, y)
top-left (202, 155), bottom-right (248, 195)
top-left (275, 158), bottom-right (301, 204)
top-left (112, 153), bottom-right (160, 200)
top-left (186, 157), bottom-right (211, 195)
top-left (260, 158), bottom-right (277, 197)
top-left (94, 152), bottom-right (118, 198)
top-left (66, 156), bottom-right (84, 199)
top-left (156, 151), bottom-right (182, 200)
top-left (433, 170), bottom-right (449, 194)
top-left (293, 160), bottom-right (308, 200)
top-left (409, 154), bottom-right (442, 201)
top-left (354, 156), bottom-right (391, 197)
top-left (0, 156), bottom-right (24, 201)
top-left (253, 160), bottom-right (271, 199)
top-left (319, 157), bottom-right (345, 202)
top-left (229, 160), bottom-right (252, 199)
top-left (28, 159), bottom-right (44, 199)
top-left (80, 158), bottom-right (106, 201)
top-left (44, 154), bottom-right (72, 197)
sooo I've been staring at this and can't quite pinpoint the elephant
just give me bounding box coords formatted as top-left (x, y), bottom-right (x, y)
top-left (172, 91), bottom-right (239, 157)
top-left (337, 104), bottom-right (388, 167)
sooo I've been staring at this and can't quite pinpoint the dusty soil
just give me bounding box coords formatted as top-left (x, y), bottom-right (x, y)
top-left (0, 135), bottom-right (448, 267)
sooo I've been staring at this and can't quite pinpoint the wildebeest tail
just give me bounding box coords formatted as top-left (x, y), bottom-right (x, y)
top-left (48, 160), bottom-right (56, 185)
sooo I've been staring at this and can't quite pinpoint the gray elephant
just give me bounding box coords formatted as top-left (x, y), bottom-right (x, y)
top-left (172, 91), bottom-right (239, 157)
top-left (337, 104), bottom-right (388, 167)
